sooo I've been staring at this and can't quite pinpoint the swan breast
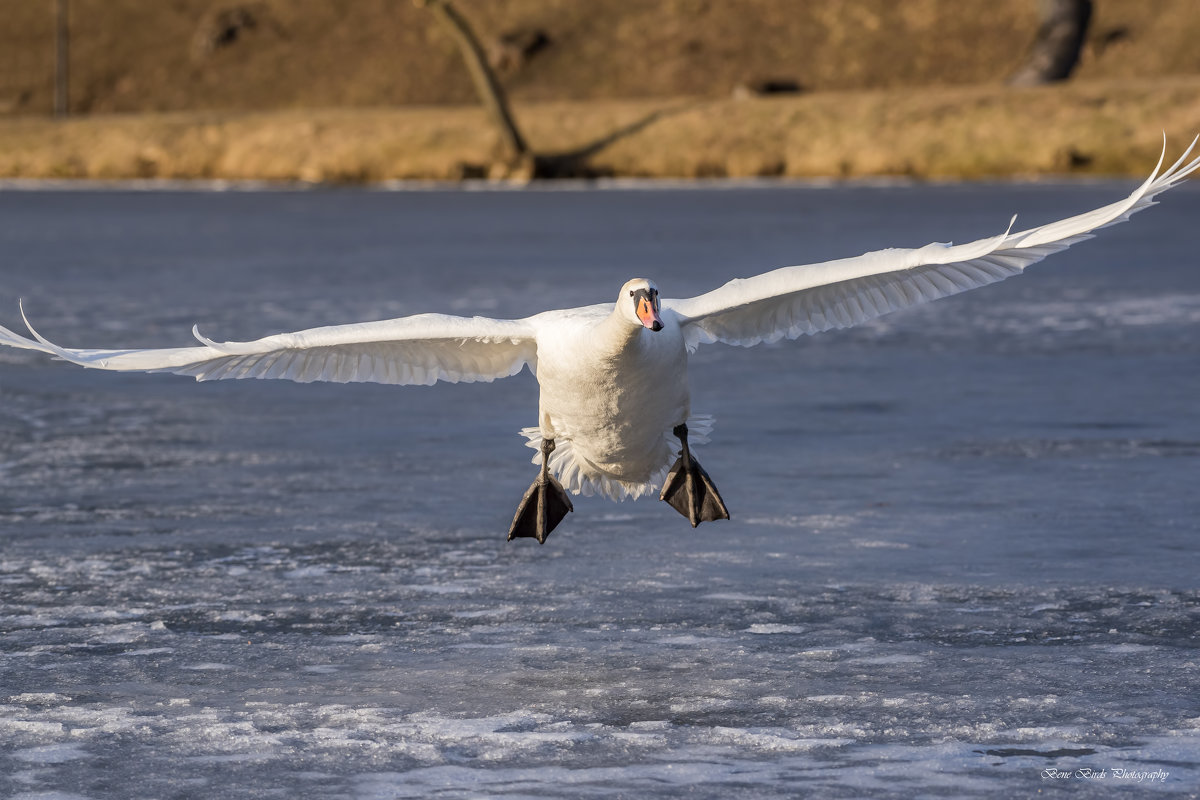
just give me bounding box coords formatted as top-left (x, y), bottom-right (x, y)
top-left (533, 311), bottom-right (690, 482)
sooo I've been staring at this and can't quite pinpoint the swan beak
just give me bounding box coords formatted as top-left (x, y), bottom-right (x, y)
top-left (637, 297), bottom-right (663, 331)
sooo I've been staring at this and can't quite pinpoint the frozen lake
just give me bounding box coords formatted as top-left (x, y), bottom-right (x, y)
top-left (1, 180), bottom-right (1198, 798)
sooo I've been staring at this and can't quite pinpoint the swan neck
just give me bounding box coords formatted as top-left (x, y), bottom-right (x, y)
top-left (599, 305), bottom-right (645, 349)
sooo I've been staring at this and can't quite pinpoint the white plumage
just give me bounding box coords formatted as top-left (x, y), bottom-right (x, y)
top-left (2, 139), bottom-right (1197, 507)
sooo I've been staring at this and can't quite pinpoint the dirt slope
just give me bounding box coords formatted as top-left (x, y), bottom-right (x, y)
top-left (2, 0), bottom-right (1200, 115)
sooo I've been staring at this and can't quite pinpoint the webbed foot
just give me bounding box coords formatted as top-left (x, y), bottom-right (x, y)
top-left (508, 439), bottom-right (573, 544)
top-left (660, 423), bottom-right (730, 527)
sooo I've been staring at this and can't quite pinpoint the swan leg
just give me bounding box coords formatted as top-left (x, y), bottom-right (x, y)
top-left (660, 423), bottom-right (730, 527)
top-left (508, 438), bottom-right (574, 544)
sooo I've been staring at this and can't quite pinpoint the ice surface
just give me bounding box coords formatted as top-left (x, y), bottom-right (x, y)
top-left (1, 183), bottom-right (1198, 798)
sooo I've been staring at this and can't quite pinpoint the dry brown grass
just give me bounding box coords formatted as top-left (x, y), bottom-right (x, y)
top-left (2, 77), bottom-right (1199, 183)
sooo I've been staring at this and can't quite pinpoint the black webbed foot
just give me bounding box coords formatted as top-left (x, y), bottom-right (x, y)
top-left (660, 423), bottom-right (730, 527)
top-left (508, 438), bottom-right (573, 544)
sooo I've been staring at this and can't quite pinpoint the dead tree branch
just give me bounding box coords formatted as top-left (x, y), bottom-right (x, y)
top-left (416, 0), bottom-right (530, 167)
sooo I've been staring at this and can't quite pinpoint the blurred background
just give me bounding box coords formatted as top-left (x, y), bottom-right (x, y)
top-left (1, 0), bottom-right (1200, 180)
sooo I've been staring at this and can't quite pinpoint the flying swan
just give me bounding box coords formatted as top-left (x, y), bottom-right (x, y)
top-left (2, 140), bottom-right (1198, 543)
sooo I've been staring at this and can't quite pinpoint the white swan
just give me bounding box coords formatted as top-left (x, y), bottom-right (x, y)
top-left (2, 140), bottom-right (1198, 542)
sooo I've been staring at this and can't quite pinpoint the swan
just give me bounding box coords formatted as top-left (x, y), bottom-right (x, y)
top-left (2, 140), bottom-right (1198, 543)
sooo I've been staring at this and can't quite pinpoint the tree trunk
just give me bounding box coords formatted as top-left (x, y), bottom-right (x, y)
top-left (1009, 0), bottom-right (1093, 86)
top-left (416, 0), bottom-right (530, 166)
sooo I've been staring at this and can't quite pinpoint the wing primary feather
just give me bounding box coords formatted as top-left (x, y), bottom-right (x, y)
top-left (191, 325), bottom-right (227, 352)
top-left (670, 140), bottom-right (1200, 350)
top-left (3, 306), bottom-right (537, 388)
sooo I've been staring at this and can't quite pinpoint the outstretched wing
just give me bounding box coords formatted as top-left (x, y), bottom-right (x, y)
top-left (0, 310), bottom-right (537, 386)
top-left (665, 137), bottom-right (1200, 351)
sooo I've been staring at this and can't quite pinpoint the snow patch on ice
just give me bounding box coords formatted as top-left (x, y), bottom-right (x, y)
top-left (746, 623), bottom-right (806, 634)
top-left (742, 513), bottom-right (858, 530)
top-left (181, 662), bottom-right (234, 671)
top-left (1096, 643), bottom-right (1159, 654)
top-left (8, 693), bottom-right (72, 706)
top-left (214, 610), bottom-right (266, 622)
top-left (0, 718), bottom-right (66, 736)
top-left (452, 606), bottom-right (517, 619)
top-left (284, 566), bottom-right (330, 579)
top-left (702, 592), bottom-right (771, 603)
top-left (11, 743), bottom-right (90, 764)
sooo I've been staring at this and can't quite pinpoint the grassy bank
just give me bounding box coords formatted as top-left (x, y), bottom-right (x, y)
top-left (3, 78), bottom-right (1199, 184)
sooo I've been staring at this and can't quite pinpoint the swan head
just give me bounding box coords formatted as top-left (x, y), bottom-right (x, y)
top-left (619, 278), bottom-right (663, 332)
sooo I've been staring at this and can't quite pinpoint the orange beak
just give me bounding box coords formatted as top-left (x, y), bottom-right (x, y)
top-left (637, 296), bottom-right (663, 331)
